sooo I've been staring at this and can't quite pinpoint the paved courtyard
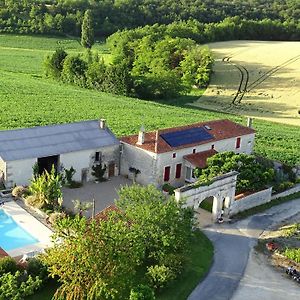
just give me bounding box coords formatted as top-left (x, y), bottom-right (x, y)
top-left (62, 176), bottom-right (132, 218)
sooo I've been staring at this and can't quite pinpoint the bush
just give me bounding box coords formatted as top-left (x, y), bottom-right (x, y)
top-left (161, 183), bottom-right (175, 195)
top-left (147, 265), bottom-right (176, 289)
top-left (25, 195), bottom-right (45, 209)
top-left (48, 212), bottom-right (66, 225)
top-left (27, 258), bottom-right (48, 281)
top-left (273, 181), bottom-right (294, 193)
top-left (0, 271), bottom-right (43, 299)
top-left (129, 284), bottom-right (155, 300)
top-left (12, 186), bottom-right (28, 198)
top-left (284, 247), bottom-right (300, 263)
top-left (0, 257), bottom-right (18, 275)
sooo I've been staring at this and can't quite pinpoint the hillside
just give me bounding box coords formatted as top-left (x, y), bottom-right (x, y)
top-left (0, 34), bottom-right (299, 165)
top-left (191, 40), bottom-right (300, 126)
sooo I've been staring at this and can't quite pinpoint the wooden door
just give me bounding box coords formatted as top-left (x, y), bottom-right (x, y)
top-left (108, 162), bottom-right (115, 177)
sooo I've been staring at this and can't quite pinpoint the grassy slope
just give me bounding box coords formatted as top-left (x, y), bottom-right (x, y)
top-left (157, 230), bottom-right (213, 300)
top-left (0, 34), bottom-right (299, 165)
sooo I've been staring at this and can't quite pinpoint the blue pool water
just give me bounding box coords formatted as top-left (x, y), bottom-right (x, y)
top-left (0, 209), bottom-right (39, 251)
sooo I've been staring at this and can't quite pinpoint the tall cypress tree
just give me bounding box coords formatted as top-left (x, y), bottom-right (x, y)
top-left (81, 9), bottom-right (94, 49)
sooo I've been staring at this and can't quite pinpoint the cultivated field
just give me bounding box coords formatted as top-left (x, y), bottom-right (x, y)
top-left (0, 35), bottom-right (299, 165)
top-left (191, 41), bottom-right (300, 126)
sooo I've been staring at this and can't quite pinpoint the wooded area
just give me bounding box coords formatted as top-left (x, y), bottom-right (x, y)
top-left (0, 0), bottom-right (299, 37)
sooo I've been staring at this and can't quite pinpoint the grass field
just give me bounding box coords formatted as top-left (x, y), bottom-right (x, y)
top-left (0, 34), bottom-right (299, 165)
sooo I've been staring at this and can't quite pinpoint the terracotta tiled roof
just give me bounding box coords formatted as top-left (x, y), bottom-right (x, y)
top-left (0, 247), bottom-right (9, 258)
top-left (120, 119), bottom-right (255, 154)
top-left (184, 149), bottom-right (218, 168)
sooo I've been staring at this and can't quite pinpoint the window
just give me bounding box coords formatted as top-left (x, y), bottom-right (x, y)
top-left (185, 166), bottom-right (192, 181)
top-left (95, 151), bottom-right (100, 162)
top-left (172, 153), bottom-right (176, 158)
top-left (175, 164), bottom-right (182, 179)
top-left (193, 148), bottom-right (196, 154)
top-left (236, 137), bottom-right (241, 149)
top-left (164, 166), bottom-right (171, 182)
top-left (211, 144), bottom-right (215, 149)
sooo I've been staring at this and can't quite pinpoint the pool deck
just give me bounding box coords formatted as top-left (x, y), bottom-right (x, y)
top-left (1, 200), bottom-right (53, 257)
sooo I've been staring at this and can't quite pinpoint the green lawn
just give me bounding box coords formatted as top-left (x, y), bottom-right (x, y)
top-left (157, 230), bottom-right (213, 300)
top-left (0, 34), bottom-right (299, 165)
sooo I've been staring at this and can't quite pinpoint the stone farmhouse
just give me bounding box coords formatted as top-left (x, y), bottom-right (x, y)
top-left (120, 119), bottom-right (255, 187)
top-left (0, 118), bottom-right (255, 189)
top-left (0, 119), bottom-right (119, 187)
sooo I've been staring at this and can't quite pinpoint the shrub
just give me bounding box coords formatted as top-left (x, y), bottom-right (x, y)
top-left (48, 212), bottom-right (66, 225)
top-left (147, 265), bottom-right (176, 289)
top-left (91, 164), bottom-right (106, 181)
top-left (25, 195), bottom-right (45, 209)
top-left (284, 247), bottom-right (300, 263)
top-left (64, 166), bottom-right (76, 186)
top-left (0, 257), bottom-right (18, 275)
top-left (162, 183), bottom-right (175, 195)
top-left (0, 271), bottom-right (43, 299)
top-left (129, 284), bottom-right (155, 300)
top-left (273, 181), bottom-right (294, 193)
top-left (12, 186), bottom-right (28, 198)
top-left (27, 258), bottom-right (48, 281)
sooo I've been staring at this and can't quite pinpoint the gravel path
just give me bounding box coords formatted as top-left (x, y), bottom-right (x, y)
top-left (188, 198), bottom-right (300, 300)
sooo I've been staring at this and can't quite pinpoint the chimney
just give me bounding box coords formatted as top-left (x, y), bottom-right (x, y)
top-left (99, 118), bottom-right (106, 129)
top-left (136, 125), bottom-right (145, 145)
top-left (247, 117), bottom-right (253, 128)
top-left (154, 130), bottom-right (159, 153)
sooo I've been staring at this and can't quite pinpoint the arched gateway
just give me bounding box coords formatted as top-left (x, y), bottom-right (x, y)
top-left (174, 171), bottom-right (238, 221)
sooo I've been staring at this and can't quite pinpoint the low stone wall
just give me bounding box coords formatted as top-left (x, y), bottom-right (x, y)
top-left (271, 184), bottom-right (300, 200)
top-left (229, 187), bottom-right (272, 216)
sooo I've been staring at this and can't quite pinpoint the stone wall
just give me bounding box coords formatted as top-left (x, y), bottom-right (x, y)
top-left (229, 187), bottom-right (272, 216)
top-left (271, 184), bottom-right (300, 200)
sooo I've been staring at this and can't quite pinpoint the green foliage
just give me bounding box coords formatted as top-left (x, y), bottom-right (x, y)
top-left (27, 258), bottom-right (48, 281)
top-left (42, 185), bottom-right (194, 298)
top-left (61, 54), bottom-right (87, 87)
top-left (284, 247), bottom-right (300, 263)
top-left (147, 265), bottom-right (176, 289)
top-left (63, 166), bottom-right (76, 186)
top-left (0, 257), bottom-right (18, 275)
top-left (0, 271), bottom-right (43, 300)
top-left (44, 48), bottom-right (67, 79)
top-left (195, 152), bottom-right (275, 193)
top-left (0, 34), bottom-right (299, 165)
top-left (0, 1), bottom-right (298, 38)
top-left (32, 163), bottom-right (39, 179)
top-left (273, 181), bottom-right (294, 193)
top-left (130, 285), bottom-right (155, 300)
top-left (28, 166), bottom-right (63, 210)
top-left (91, 163), bottom-right (106, 181)
top-left (71, 199), bottom-right (92, 216)
top-left (161, 183), bottom-right (175, 195)
top-left (81, 9), bottom-right (94, 49)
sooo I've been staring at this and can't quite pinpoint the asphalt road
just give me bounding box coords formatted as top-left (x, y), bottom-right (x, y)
top-left (188, 198), bottom-right (300, 300)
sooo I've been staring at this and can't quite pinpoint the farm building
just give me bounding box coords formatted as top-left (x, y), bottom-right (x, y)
top-left (0, 119), bottom-right (120, 187)
top-left (120, 119), bottom-right (255, 187)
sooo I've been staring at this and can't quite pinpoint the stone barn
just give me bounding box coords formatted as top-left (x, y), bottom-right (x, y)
top-left (0, 119), bottom-right (120, 187)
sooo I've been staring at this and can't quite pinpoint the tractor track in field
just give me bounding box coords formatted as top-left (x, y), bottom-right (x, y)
top-left (246, 54), bottom-right (300, 92)
top-left (222, 57), bottom-right (249, 104)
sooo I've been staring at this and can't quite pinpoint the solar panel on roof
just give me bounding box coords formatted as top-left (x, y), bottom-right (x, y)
top-left (160, 127), bottom-right (213, 147)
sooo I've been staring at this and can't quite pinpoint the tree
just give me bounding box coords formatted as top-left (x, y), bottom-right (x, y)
top-left (41, 214), bottom-right (144, 300)
top-left (194, 152), bottom-right (275, 193)
top-left (81, 9), bottom-right (94, 49)
top-left (44, 48), bottom-right (67, 79)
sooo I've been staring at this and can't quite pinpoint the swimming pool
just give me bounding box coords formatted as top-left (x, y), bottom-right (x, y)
top-left (0, 209), bottom-right (39, 251)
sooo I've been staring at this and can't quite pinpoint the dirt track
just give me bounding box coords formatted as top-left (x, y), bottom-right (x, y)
top-left (191, 41), bottom-right (300, 126)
